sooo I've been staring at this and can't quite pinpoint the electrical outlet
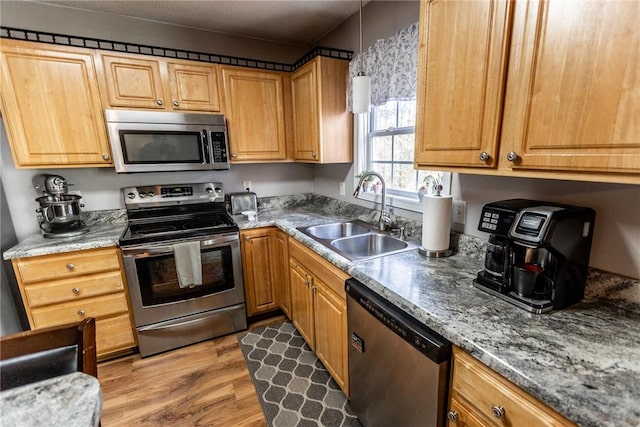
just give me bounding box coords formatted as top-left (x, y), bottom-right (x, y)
top-left (339, 182), bottom-right (346, 196)
top-left (453, 200), bottom-right (466, 224)
top-left (242, 180), bottom-right (252, 192)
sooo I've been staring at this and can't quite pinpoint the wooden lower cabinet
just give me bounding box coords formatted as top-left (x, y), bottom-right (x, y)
top-left (241, 228), bottom-right (291, 317)
top-left (288, 238), bottom-right (350, 396)
top-left (11, 247), bottom-right (136, 359)
top-left (448, 346), bottom-right (575, 427)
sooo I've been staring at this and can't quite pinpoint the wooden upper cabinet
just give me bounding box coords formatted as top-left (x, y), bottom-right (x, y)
top-left (500, 0), bottom-right (640, 176)
top-left (96, 53), bottom-right (222, 112)
top-left (415, 0), bottom-right (513, 169)
top-left (0, 40), bottom-right (113, 167)
top-left (291, 57), bottom-right (352, 163)
top-left (97, 53), bottom-right (165, 109)
top-left (221, 66), bottom-right (287, 161)
top-left (167, 61), bottom-right (222, 112)
top-left (415, 0), bottom-right (640, 184)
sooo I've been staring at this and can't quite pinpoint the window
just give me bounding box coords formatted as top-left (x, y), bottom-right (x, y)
top-left (357, 99), bottom-right (450, 210)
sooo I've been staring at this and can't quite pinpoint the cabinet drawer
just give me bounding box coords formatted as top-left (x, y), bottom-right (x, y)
top-left (451, 348), bottom-right (574, 427)
top-left (96, 313), bottom-right (136, 357)
top-left (23, 270), bottom-right (125, 307)
top-left (30, 293), bottom-right (130, 329)
top-left (15, 248), bottom-right (121, 283)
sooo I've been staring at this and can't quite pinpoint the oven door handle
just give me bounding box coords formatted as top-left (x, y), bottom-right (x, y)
top-left (122, 234), bottom-right (239, 257)
top-left (137, 305), bottom-right (240, 332)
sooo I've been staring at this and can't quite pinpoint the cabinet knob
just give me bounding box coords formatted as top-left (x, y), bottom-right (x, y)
top-left (156, 99), bottom-right (163, 106)
top-left (447, 411), bottom-right (458, 422)
top-left (72, 287), bottom-right (80, 294)
top-left (173, 100), bottom-right (179, 107)
top-left (312, 152), bottom-right (317, 158)
top-left (231, 153), bottom-right (237, 159)
top-left (102, 154), bottom-right (110, 161)
top-left (78, 309), bottom-right (86, 316)
top-left (507, 151), bottom-right (519, 162)
top-left (66, 263), bottom-right (75, 271)
top-left (479, 151), bottom-right (490, 162)
top-left (491, 405), bottom-right (505, 419)
top-left (304, 280), bottom-right (310, 286)
top-left (245, 236), bottom-right (251, 241)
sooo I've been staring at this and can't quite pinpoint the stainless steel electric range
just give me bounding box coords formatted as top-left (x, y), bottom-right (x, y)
top-left (119, 182), bottom-right (247, 357)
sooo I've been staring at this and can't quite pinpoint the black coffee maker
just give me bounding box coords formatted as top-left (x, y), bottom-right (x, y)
top-left (474, 199), bottom-right (596, 313)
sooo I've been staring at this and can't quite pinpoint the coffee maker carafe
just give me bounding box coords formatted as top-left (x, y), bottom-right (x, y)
top-left (474, 199), bottom-right (595, 313)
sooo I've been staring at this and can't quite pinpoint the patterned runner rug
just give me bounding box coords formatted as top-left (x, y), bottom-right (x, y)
top-left (238, 322), bottom-right (361, 427)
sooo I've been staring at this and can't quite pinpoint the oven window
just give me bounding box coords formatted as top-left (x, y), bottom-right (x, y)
top-left (120, 131), bottom-right (204, 164)
top-left (135, 246), bottom-right (235, 306)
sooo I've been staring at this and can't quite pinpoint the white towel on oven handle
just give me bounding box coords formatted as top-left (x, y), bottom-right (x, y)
top-left (173, 241), bottom-right (203, 288)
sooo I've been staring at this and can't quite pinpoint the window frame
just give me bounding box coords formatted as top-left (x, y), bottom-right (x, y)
top-left (354, 100), bottom-right (451, 213)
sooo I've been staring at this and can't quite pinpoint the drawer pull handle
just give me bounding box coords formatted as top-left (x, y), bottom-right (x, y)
top-left (77, 310), bottom-right (86, 316)
top-left (66, 263), bottom-right (75, 270)
top-left (492, 405), bottom-right (505, 419)
top-left (72, 287), bottom-right (80, 294)
top-left (447, 411), bottom-right (458, 422)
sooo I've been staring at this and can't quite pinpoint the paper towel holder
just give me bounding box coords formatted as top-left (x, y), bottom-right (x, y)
top-left (418, 247), bottom-right (453, 258)
top-left (418, 184), bottom-right (453, 258)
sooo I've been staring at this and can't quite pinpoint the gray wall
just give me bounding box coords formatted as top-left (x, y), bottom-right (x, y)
top-left (0, 1), bottom-right (307, 63)
top-left (1, 178), bottom-right (27, 335)
top-left (314, 1), bottom-right (640, 280)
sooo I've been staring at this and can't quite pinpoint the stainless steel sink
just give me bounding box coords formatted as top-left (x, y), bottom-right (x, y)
top-left (297, 220), bottom-right (417, 261)
top-left (302, 221), bottom-right (372, 240)
top-left (331, 233), bottom-right (412, 260)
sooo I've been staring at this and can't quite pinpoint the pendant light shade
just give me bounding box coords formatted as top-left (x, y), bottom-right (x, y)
top-left (352, 73), bottom-right (371, 114)
top-left (352, 0), bottom-right (371, 114)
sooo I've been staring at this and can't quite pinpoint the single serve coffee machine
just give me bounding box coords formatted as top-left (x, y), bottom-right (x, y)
top-left (474, 199), bottom-right (596, 313)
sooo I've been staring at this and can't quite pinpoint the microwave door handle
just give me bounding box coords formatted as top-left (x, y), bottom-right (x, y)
top-left (202, 130), bottom-right (211, 163)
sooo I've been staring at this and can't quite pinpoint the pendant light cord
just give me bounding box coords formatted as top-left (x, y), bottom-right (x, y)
top-left (358, 0), bottom-right (364, 76)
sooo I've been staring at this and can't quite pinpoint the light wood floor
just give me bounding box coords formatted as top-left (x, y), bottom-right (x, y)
top-left (98, 316), bottom-right (285, 426)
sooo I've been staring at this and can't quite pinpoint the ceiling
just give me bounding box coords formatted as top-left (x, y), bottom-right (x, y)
top-left (33, 0), bottom-right (364, 47)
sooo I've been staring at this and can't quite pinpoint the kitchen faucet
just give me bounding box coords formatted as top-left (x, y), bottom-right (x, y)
top-left (353, 171), bottom-right (392, 231)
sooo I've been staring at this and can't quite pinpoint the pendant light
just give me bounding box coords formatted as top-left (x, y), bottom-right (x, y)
top-left (352, 0), bottom-right (371, 114)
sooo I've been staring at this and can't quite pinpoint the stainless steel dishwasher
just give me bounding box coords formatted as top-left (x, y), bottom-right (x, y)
top-left (346, 278), bottom-right (451, 427)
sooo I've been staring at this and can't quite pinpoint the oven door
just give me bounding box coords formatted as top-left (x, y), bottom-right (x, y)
top-left (122, 232), bottom-right (245, 327)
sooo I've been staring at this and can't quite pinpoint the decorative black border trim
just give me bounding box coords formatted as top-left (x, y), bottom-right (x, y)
top-left (0, 27), bottom-right (352, 71)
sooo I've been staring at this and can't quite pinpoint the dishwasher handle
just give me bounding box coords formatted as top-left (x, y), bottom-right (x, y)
top-left (346, 278), bottom-right (451, 364)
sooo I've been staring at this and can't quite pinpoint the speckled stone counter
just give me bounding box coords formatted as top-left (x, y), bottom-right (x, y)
top-left (0, 372), bottom-right (102, 426)
top-left (3, 195), bottom-right (638, 426)
top-left (2, 210), bottom-right (126, 260)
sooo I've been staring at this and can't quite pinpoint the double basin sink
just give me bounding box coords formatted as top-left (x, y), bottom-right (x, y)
top-left (297, 220), bottom-right (418, 261)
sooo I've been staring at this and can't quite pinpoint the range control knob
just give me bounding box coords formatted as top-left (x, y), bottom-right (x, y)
top-left (127, 192), bottom-right (136, 199)
top-left (147, 191), bottom-right (154, 197)
top-left (139, 192), bottom-right (146, 198)
top-left (205, 187), bottom-right (213, 193)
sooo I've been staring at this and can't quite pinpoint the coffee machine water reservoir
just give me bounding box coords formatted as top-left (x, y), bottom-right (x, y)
top-left (474, 199), bottom-right (596, 313)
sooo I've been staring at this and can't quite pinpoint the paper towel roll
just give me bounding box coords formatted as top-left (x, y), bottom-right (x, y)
top-left (422, 194), bottom-right (453, 252)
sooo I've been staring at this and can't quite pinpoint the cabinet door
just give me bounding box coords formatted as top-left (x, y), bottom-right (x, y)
top-left (273, 230), bottom-right (291, 318)
top-left (0, 40), bottom-right (112, 167)
top-left (167, 62), bottom-right (222, 112)
top-left (291, 60), bottom-right (320, 161)
top-left (289, 259), bottom-right (315, 350)
top-left (241, 229), bottom-right (278, 316)
top-left (221, 67), bottom-right (287, 161)
top-left (98, 53), bottom-right (166, 109)
top-left (501, 0), bottom-right (640, 175)
top-left (314, 279), bottom-right (348, 395)
top-left (414, 0), bottom-right (512, 168)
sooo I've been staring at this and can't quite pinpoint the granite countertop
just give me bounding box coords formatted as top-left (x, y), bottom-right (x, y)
top-left (0, 372), bottom-right (102, 427)
top-left (3, 195), bottom-right (639, 426)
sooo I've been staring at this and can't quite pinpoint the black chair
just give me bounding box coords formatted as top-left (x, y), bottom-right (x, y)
top-left (0, 317), bottom-right (97, 390)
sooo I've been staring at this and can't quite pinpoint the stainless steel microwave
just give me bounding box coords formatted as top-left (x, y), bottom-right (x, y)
top-left (105, 109), bottom-right (230, 173)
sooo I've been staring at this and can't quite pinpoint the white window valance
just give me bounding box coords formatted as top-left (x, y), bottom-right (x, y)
top-left (348, 22), bottom-right (419, 110)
